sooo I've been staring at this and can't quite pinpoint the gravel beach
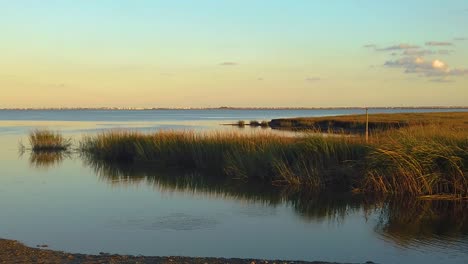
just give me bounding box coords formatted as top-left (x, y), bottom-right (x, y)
top-left (0, 238), bottom-right (369, 264)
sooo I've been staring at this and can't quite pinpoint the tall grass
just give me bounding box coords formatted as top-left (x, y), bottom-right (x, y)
top-left (28, 130), bottom-right (71, 152)
top-left (363, 126), bottom-right (468, 196)
top-left (79, 126), bottom-right (467, 196)
top-left (80, 130), bottom-right (366, 190)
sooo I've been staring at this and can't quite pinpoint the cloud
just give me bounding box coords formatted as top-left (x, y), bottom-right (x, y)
top-left (219, 62), bottom-right (238, 66)
top-left (425, 41), bottom-right (453, 46)
top-left (384, 56), bottom-right (468, 78)
top-left (363, 44), bottom-right (377, 49)
top-left (377, 43), bottom-right (420, 51)
top-left (367, 41), bottom-right (467, 82)
top-left (454, 37), bottom-right (466, 41)
top-left (305, 77), bottom-right (321, 82)
top-left (402, 49), bottom-right (434, 56)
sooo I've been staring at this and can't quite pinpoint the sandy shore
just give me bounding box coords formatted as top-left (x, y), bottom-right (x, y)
top-left (0, 238), bottom-right (370, 264)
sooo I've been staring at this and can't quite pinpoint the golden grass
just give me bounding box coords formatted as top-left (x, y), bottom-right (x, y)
top-left (80, 130), bottom-right (364, 189)
top-left (363, 126), bottom-right (468, 196)
top-left (79, 125), bottom-right (467, 196)
top-left (270, 112), bottom-right (468, 131)
top-left (28, 130), bottom-right (71, 152)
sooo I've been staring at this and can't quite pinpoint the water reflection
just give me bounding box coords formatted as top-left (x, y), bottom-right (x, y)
top-left (28, 151), bottom-right (71, 169)
top-left (85, 159), bottom-right (468, 250)
top-left (376, 198), bottom-right (468, 249)
top-left (28, 152), bottom-right (468, 252)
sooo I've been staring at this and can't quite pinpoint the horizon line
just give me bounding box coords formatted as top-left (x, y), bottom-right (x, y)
top-left (1, 106), bottom-right (467, 111)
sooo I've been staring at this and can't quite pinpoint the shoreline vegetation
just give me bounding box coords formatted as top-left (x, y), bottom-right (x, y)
top-left (27, 112), bottom-right (468, 197)
top-left (78, 127), bottom-right (468, 197)
top-left (231, 112), bottom-right (468, 133)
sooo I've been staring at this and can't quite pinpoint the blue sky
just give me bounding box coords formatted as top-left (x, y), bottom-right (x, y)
top-left (1, 0), bottom-right (467, 107)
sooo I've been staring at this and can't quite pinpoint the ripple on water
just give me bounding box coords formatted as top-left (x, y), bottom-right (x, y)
top-left (110, 213), bottom-right (220, 231)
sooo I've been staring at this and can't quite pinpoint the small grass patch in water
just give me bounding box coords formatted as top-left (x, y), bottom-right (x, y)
top-left (28, 130), bottom-right (72, 152)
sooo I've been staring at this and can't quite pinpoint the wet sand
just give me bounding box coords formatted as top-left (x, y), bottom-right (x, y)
top-left (0, 238), bottom-right (367, 264)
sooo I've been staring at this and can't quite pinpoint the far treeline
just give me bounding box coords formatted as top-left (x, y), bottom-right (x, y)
top-left (27, 112), bottom-right (468, 198)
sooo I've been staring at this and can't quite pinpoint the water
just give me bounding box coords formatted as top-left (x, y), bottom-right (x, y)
top-left (0, 109), bottom-right (467, 264)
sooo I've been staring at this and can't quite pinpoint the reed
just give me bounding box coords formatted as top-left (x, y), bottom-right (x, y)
top-left (79, 126), bottom-right (467, 196)
top-left (80, 130), bottom-right (366, 189)
top-left (28, 130), bottom-right (72, 152)
top-left (363, 125), bottom-right (468, 196)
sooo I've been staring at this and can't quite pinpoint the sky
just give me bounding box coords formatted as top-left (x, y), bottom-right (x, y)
top-left (1, 0), bottom-right (467, 108)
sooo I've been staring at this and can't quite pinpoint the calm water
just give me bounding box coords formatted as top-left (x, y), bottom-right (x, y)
top-left (0, 109), bottom-right (467, 264)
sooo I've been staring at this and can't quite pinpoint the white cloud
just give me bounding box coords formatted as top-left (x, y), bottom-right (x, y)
top-left (367, 41), bottom-right (467, 82)
top-left (432, 60), bottom-right (446, 69)
top-left (384, 57), bottom-right (468, 78)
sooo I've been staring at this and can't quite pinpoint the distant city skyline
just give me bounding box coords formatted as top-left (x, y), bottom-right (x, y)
top-left (1, 0), bottom-right (467, 108)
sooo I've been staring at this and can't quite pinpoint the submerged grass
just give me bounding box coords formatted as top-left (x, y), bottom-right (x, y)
top-left (80, 126), bottom-right (468, 196)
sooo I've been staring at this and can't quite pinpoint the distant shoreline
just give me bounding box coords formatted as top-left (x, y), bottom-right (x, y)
top-left (1, 106), bottom-right (467, 111)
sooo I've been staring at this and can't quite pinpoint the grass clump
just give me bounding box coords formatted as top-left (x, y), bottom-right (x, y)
top-left (249, 120), bottom-right (261, 127)
top-left (363, 126), bottom-right (468, 196)
top-left (28, 130), bottom-right (71, 152)
top-left (236, 120), bottom-right (245, 127)
top-left (80, 130), bottom-right (365, 190)
top-left (79, 125), bottom-right (468, 196)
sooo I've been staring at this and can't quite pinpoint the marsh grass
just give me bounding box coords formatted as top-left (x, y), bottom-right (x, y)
top-left (270, 112), bottom-right (468, 132)
top-left (236, 120), bottom-right (245, 127)
top-left (80, 126), bottom-right (468, 196)
top-left (363, 125), bottom-right (468, 196)
top-left (80, 130), bottom-right (368, 191)
top-left (28, 130), bottom-right (72, 152)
